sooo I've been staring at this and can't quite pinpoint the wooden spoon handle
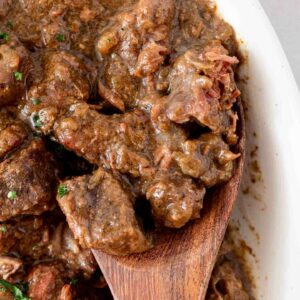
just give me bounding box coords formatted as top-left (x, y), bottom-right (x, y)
top-left (94, 236), bottom-right (214, 300)
top-left (93, 177), bottom-right (240, 300)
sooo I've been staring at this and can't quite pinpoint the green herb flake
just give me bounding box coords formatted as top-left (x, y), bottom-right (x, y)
top-left (31, 98), bottom-right (41, 105)
top-left (7, 190), bottom-right (17, 200)
top-left (5, 21), bottom-right (13, 29)
top-left (55, 34), bottom-right (65, 42)
top-left (14, 71), bottom-right (23, 81)
top-left (32, 115), bottom-right (42, 129)
top-left (69, 277), bottom-right (79, 286)
top-left (107, 38), bottom-right (112, 42)
top-left (0, 225), bottom-right (7, 233)
top-left (0, 280), bottom-right (30, 300)
top-left (58, 184), bottom-right (68, 197)
top-left (0, 32), bottom-right (9, 41)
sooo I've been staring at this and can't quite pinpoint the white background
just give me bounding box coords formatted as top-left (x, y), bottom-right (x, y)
top-left (260, 0), bottom-right (300, 87)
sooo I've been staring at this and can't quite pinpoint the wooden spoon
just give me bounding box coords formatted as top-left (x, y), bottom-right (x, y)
top-left (93, 101), bottom-right (245, 300)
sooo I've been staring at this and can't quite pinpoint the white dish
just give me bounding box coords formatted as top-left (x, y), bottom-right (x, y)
top-left (217, 0), bottom-right (300, 298)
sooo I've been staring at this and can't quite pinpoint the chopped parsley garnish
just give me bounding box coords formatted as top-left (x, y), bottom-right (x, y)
top-left (31, 98), bottom-right (41, 105)
top-left (58, 184), bottom-right (68, 197)
top-left (14, 71), bottom-right (23, 81)
top-left (0, 32), bottom-right (9, 41)
top-left (32, 115), bottom-right (42, 129)
top-left (5, 21), bottom-right (13, 29)
top-left (0, 225), bottom-right (7, 233)
top-left (69, 277), bottom-right (79, 286)
top-left (107, 38), bottom-right (112, 42)
top-left (0, 280), bottom-right (30, 300)
top-left (7, 190), bottom-right (17, 200)
top-left (55, 34), bottom-right (65, 42)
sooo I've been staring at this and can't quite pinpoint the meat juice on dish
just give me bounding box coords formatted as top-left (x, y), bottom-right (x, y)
top-left (0, 0), bottom-right (249, 299)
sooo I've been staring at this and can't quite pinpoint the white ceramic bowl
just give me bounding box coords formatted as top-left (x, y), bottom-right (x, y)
top-left (217, 0), bottom-right (300, 299)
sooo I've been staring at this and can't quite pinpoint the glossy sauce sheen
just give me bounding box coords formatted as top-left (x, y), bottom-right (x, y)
top-left (0, 0), bottom-right (248, 299)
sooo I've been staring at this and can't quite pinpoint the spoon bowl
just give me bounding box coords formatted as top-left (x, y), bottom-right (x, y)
top-left (93, 101), bottom-right (245, 300)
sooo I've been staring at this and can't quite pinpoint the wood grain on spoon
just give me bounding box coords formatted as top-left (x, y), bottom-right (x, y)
top-left (93, 101), bottom-right (245, 300)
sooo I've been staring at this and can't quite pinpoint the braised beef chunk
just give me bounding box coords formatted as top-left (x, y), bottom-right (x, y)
top-left (96, 0), bottom-right (175, 109)
top-left (165, 42), bottom-right (240, 144)
top-left (57, 168), bottom-right (151, 255)
top-left (0, 30), bottom-right (32, 106)
top-left (23, 50), bottom-right (94, 134)
top-left (0, 139), bottom-right (58, 221)
top-left (0, 108), bottom-right (28, 159)
top-left (54, 103), bottom-right (155, 177)
top-left (174, 134), bottom-right (240, 188)
top-left (27, 264), bottom-right (66, 300)
top-left (146, 176), bottom-right (205, 228)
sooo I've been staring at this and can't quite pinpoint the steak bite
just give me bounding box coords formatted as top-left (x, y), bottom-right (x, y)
top-left (57, 168), bottom-right (151, 255)
top-left (23, 50), bottom-right (95, 134)
top-left (0, 30), bottom-right (32, 106)
top-left (0, 108), bottom-right (28, 159)
top-left (0, 139), bottom-right (58, 221)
